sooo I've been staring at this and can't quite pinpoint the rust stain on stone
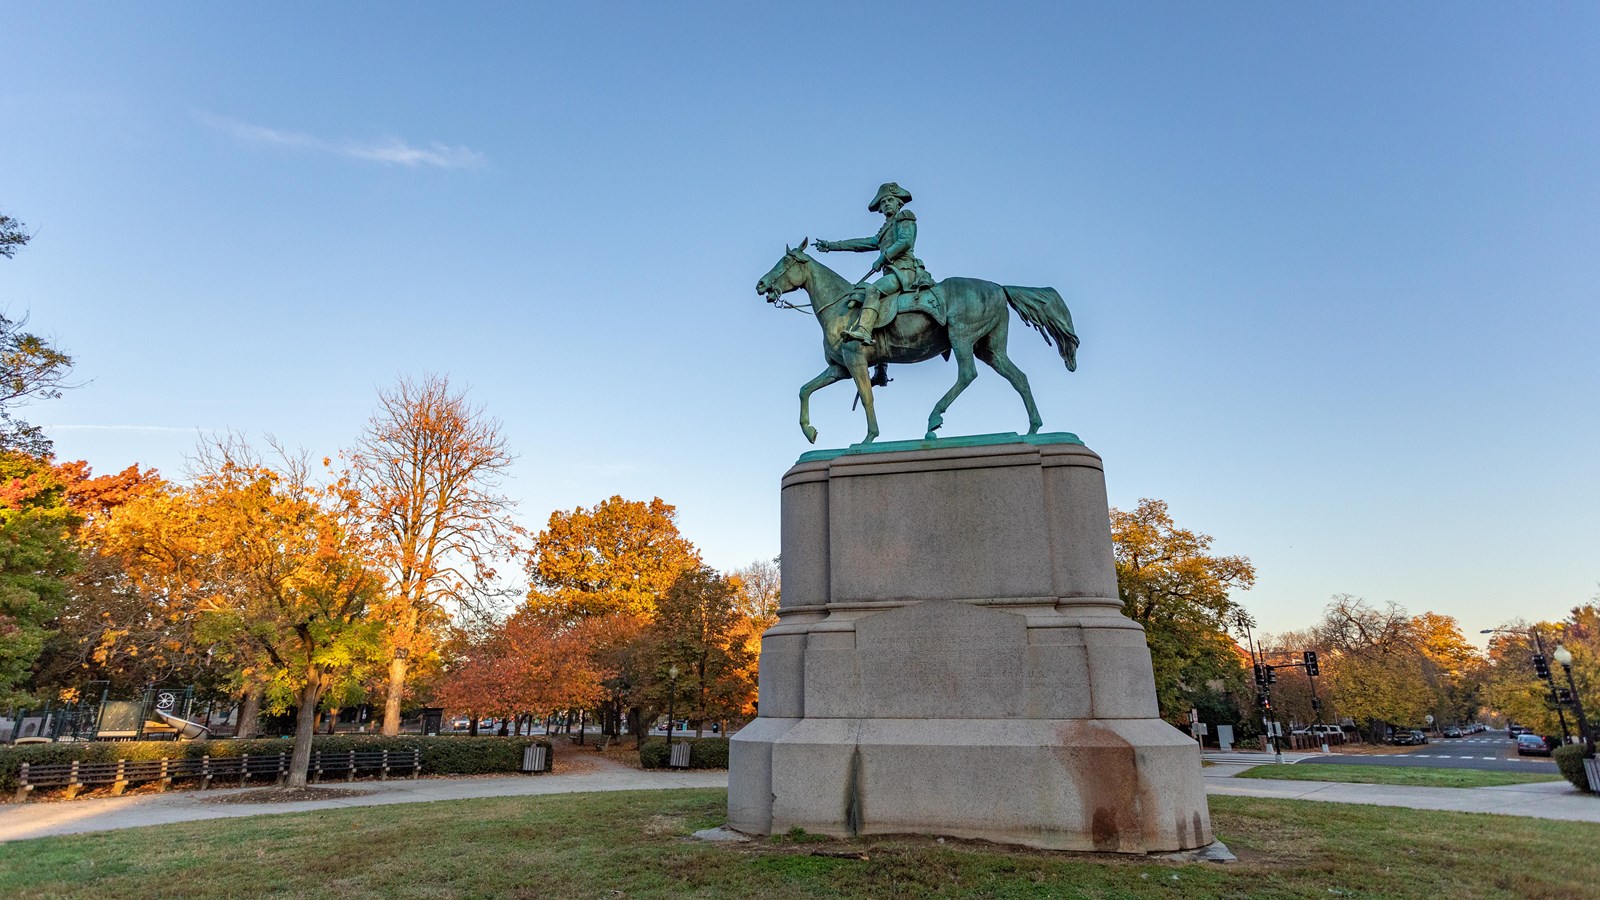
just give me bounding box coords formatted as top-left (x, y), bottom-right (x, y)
top-left (1055, 720), bottom-right (1143, 852)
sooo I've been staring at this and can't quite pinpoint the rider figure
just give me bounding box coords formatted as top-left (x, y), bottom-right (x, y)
top-left (815, 182), bottom-right (933, 345)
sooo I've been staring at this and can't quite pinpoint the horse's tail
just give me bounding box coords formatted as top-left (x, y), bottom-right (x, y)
top-left (1003, 286), bottom-right (1079, 372)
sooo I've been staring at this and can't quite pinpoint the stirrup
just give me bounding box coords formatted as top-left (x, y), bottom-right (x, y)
top-left (843, 328), bottom-right (874, 345)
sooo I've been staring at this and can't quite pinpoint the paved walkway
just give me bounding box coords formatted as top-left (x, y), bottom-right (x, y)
top-left (1202, 751), bottom-right (1600, 822)
top-left (0, 755), bottom-right (725, 843)
top-left (1206, 773), bottom-right (1600, 822)
top-left (2, 754), bottom-right (1595, 844)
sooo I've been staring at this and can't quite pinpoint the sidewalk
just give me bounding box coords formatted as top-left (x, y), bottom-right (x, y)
top-left (1205, 773), bottom-right (1600, 823)
top-left (1201, 751), bottom-right (1600, 823)
top-left (0, 754), bottom-right (725, 843)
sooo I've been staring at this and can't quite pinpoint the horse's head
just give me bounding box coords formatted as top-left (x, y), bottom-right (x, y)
top-left (757, 237), bottom-right (810, 304)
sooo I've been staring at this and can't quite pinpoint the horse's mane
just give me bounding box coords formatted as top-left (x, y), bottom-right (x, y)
top-left (798, 252), bottom-right (855, 308)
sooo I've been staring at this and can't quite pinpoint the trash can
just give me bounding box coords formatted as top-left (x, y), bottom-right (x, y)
top-left (419, 708), bottom-right (444, 736)
top-left (669, 742), bottom-right (691, 769)
top-left (522, 744), bottom-right (550, 773)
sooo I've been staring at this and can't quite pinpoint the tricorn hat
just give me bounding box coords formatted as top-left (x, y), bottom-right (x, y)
top-left (868, 182), bottom-right (913, 212)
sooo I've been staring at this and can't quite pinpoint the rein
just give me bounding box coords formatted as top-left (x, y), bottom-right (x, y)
top-left (768, 253), bottom-right (860, 316)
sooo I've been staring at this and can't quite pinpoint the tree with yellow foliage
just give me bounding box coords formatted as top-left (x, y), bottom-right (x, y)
top-left (102, 439), bottom-right (383, 787)
top-left (1110, 499), bottom-right (1255, 720)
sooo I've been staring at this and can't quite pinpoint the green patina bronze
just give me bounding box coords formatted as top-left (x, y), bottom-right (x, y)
top-left (758, 183), bottom-right (1080, 445)
top-left (796, 430), bottom-right (1084, 464)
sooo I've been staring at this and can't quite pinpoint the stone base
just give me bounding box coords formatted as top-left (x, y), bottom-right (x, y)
top-left (731, 716), bottom-right (1210, 852)
top-left (728, 435), bottom-right (1214, 853)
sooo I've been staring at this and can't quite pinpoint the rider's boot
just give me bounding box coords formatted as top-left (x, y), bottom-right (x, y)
top-left (843, 290), bottom-right (880, 345)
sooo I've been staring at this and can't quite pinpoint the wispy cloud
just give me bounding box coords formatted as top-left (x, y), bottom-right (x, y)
top-left (197, 112), bottom-right (486, 170)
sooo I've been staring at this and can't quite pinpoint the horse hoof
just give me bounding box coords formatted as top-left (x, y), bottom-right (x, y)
top-left (1027, 423), bottom-right (1041, 435)
top-left (924, 431), bottom-right (938, 441)
top-left (802, 424), bottom-right (818, 444)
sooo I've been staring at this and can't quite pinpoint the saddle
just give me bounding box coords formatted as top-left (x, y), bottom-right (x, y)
top-left (848, 284), bottom-right (947, 329)
top-left (894, 285), bottom-right (946, 327)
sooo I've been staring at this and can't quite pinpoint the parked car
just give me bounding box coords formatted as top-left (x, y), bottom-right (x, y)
top-left (1390, 730), bottom-right (1429, 746)
top-left (1515, 733), bottom-right (1553, 756)
top-left (1442, 726), bottom-right (1463, 738)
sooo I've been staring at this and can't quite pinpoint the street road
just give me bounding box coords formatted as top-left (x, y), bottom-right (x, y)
top-left (1314, 730), bottom-right (1560, 774)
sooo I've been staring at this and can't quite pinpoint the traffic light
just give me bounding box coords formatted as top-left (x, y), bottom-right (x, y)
top-left (1304, 651), bottom-right (1320, 677)
top-left (1253, 664), bottom-right (1265, 685)
top-left (1311, 697), bottom-right (1323, 711)
top-left (1557, 687), bottom-right (1575, 704)
top-left (1533, 654), bottom-right (1551, 679)
top-left (1257, 693), bottom-right (1270, 709)
top-left (1266, 665), bottom-right (1278, 685)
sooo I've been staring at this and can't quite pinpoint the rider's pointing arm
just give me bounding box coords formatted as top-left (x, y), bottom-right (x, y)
top-left (817, 234), bottom-right (880, 253)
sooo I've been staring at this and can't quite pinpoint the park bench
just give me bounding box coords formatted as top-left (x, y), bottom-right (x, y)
top-left (308, 748), bottom-right (422, 783)
top-left (14, 748), bottom-right (422, 801)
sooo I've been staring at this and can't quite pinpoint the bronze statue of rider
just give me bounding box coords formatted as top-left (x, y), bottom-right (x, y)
top-left (815, 182), bottom-right (934, 345)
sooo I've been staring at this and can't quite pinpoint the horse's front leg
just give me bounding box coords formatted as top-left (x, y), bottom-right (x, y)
top-left (848, 360), bottom-right (879, 443)
top-left (799, 363), bottom-right (850, 444)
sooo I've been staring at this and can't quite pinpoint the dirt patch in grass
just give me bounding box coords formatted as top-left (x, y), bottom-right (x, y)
top-left (199, 786), bottom-right (368, 804)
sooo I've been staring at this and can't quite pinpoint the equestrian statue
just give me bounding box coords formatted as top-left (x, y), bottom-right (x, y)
top-left (757, 182), bottom-right (1079, 445)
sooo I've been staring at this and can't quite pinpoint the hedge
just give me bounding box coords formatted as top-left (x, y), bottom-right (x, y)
top-left (1553, 744), bottom-right (1591, 792)
top-left (0, 735), bottom-right (551, 795)
top-left (638, 736), bottom-right (728, 769)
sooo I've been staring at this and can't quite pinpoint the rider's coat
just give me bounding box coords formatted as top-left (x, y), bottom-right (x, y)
top-left (828, 208), bottom-right (932, 295)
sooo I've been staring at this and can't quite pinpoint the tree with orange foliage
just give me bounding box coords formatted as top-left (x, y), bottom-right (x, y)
top-left (33, 460), bottom-right (189, 697)
top-left (526, 496), bottom-right (700, 740)
top-left (437, 610), bottom-right (609, 729)
top-left (349, 375), bottom-right (523, 736)
top-left (99, 439), bottom-right (383, 787)
top-left (529, 496), bottom-right (701, 619)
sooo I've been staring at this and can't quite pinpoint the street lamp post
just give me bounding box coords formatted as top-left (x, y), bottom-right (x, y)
top-left (665, 664), bottom-right (679, 750)
top-left (1552, 645), bottom-right (1594, 758)
top-left (1481, 627), bottom-right (1571, 743)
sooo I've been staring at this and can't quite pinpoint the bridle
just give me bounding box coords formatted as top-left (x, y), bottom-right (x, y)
top-left (766, 250), bottom-right (856, 316)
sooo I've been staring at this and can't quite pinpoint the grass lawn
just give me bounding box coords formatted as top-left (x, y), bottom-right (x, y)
top-left (1, 788), bottom-right (1595, 899)
top-left (1237, 763), bottom-right (1564, 789)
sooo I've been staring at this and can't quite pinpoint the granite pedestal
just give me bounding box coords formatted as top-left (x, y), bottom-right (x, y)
top-left (727, 433), bottom-right (1213, 853)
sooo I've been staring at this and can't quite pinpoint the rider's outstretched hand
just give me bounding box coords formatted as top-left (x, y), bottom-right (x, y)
top-left (814, 239), bottom-right (832, 252)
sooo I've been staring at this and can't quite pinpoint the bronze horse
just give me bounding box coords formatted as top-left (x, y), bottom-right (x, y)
top-left (758, 238), bottom-right (1079, 444)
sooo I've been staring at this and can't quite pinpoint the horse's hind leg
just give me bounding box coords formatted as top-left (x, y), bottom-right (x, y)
top-left (976, 327), bottom-right (1043, 434)
top-left (799, 363), bottom-right (849, 444)
top-left (925, 338), bottom-right (978, 439)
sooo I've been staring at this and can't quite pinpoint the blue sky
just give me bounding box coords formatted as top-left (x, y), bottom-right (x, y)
top-left (4, 3), bottom-right (1597, 640)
